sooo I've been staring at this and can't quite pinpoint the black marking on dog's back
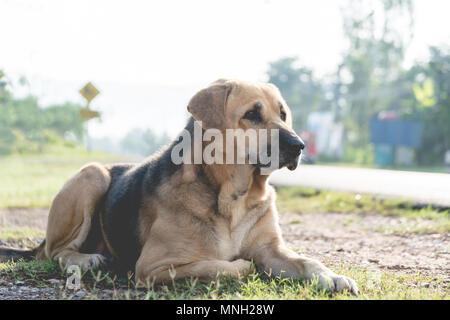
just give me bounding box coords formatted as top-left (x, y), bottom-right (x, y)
top-left (101, 120), bottom-right (194, 271)
top-left (102, 163), bottom-right (147, 271)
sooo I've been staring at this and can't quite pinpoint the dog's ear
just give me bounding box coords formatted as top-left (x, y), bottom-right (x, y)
top-left (187, 79), bottom-right (234, 130)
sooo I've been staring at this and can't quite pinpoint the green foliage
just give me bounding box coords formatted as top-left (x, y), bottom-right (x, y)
top-left (413, 78), bottom-right (436, 108)
top-left (43, 103), bottom-right (85, 141)
top-left (0, 75), bottom-right (85, 155)
top-left (335, 0), bottom-right (414, 152)
top-left (267, 0), bottom-right (449, 166)
top-left (416, 47), bottom-right (450, 164)
top-left (267, 57), bottom-right (327, 131)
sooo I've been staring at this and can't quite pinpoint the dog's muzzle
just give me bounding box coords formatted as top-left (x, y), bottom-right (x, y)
top-left (279, 131), bottom-right (305, 171)
top-left (254, 130), bottom-right (305, 171)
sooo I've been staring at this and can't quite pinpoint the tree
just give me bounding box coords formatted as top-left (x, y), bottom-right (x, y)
top-left (267, 57), bottom-right (327, 132)
top-left (43, 103), bottom-right (85, 142)
top-left (408, 47), bottom-right (450, 165)
top-left (338, 0), bottom-right (414, 153)
top-left (0, 72), bottom-right (86, 154)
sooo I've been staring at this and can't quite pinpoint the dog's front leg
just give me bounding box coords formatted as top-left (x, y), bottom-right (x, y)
top-left (244, 212), bottom-right (359, 295)
top-left (135, 259), bottom-right (253, 286)
top-left (252, 244), bottom-right (358, 294)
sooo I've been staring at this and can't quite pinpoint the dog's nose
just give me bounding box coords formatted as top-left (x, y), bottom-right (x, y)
top-left (287, 137), bottom-right (305, 157)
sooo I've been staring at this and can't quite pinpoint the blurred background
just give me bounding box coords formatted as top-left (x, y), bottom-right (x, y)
top-left (1, 0), bottom-right (450, 171)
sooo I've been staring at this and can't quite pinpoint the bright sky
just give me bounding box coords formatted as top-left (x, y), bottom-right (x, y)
top-left (1, 0), bottom-right (450, 139)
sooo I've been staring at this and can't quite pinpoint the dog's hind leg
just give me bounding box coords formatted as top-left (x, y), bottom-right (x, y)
top-left (41, 163), bottom-right (111, 271)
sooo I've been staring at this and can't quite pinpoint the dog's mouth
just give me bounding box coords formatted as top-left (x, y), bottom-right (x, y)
top-left (254, 154), bottom-right (301, 171)
top-left (283, 155), bottom-right (300, 171)
top-left (286, 160), bottom-right (299, 171)
top-left (249, 141), bottom-right (302, 171)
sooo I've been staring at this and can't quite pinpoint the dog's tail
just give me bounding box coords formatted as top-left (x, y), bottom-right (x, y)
top-left (0, 240), bottom-right (46, 261)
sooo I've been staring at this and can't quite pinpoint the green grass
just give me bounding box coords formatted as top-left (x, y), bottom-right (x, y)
top-left (0, 149), bottom-right (125, 208)
top-left (0, 227), bottom-right (44, 248)
top-left (0, 259), bottom-right (63, 288)
top-left (0, 259), bottom-right (448, 300)
top-left (0, 227), bottom-right (45, 240)
top-left (276, 186), bottom-right (450, 234)
top-left (375, 222), bottom-right (450, 235)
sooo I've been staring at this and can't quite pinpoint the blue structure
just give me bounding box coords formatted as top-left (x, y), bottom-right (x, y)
top-left (370, 119), bottom-right (423, 148)
top-left (370, 119), bottom-right (423, 166)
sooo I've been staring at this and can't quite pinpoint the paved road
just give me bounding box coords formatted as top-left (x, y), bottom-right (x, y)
top-left (269, 165), bottom-right (450, 207)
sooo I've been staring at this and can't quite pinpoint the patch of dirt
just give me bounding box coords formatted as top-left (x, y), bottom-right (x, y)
top-left (0, 278), bottom-right (59, 300)
top-left (0, 208), bottom-right (449, 299)
top-left (279, 212), bottom-right (450, 278)
top-left (0, 208), bottom-right (48, 249)
top-left (0, 208), bottom-right (48, 230)
top-left (0, 277), bottom-right (133, 300)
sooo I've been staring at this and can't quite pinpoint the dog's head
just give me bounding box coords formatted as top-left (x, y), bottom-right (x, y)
top-left (187, 79), bottom-right (305, 171)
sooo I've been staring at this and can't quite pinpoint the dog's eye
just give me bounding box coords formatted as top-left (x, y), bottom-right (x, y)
top-left (243, 103), bottom-right (263, 122)
top-left (244, 110), bottom-right (258, 120)
top-left (280, 108), bottom-right (287, 122)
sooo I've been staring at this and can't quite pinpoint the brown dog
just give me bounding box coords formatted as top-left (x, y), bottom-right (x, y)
top-left (8, 79), bottom-right (358, 294)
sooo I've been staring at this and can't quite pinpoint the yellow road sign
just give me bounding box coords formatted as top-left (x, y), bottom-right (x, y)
top-left (79, 108), bottom-right (100, 121)
top-left (79, 82), bottom-right (100, 104)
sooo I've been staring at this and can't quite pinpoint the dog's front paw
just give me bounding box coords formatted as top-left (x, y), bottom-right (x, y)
top-left (231, 259), bottom-right (253, 276)
top-left (305, 261), bottom-right (358, 295)
top-left (58, 253), bottom-right (107, 272)
top-left (315, 271), bottom-right (359, 295)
